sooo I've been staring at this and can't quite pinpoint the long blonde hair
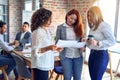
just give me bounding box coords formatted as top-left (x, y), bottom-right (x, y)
top-left (87, 6), bottom-right (104, 31)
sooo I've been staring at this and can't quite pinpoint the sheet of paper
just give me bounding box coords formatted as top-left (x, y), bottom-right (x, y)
top-left (56, 40), bottom-right (86, 48)
top-left (23, 53), bottom-right (31, 57)
top-left (22, 48), bottom-right (31, 53)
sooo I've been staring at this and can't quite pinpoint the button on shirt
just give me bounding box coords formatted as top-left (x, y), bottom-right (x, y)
top-left (63, 23), bottom-right (80, 58)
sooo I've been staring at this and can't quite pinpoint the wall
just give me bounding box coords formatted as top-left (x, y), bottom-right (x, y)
top-left (67, 0), bottom-right (96, 24)
top-left (8, 0), bottom-right (96, 41)
top-left (42, 0), bottom-right (68, 36)
top-left (42, 0), bottom-right (96, 36)
top-left (9, 0), bottom-right (24, 42)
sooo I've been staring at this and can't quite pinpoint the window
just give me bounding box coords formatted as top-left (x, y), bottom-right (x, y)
top-left (0, 0), bottom-right (8, 42)
top-left (116, 0), bottom-right (120, 42)
top-left (95, 0), bottom-right (120, 43)
top-left (94, 0), bottom-right (116, 33)
top-left (25, 0), bottom-right (32, 11)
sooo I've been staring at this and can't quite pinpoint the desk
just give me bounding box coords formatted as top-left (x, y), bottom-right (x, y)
top-left (12, 50), bottom-right (33, 80)
top-left (12, 50), bottom-right (31, 66)
top-left (12, 50), bottom-right (60, 80)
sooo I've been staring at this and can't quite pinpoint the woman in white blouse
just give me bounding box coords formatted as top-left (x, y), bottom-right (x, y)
top-left (31, 8), bottom-right (62, 80)
top-left (86, 6), bottom-right (116, 80)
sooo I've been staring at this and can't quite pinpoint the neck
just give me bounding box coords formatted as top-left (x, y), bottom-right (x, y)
top-left (42, 26), bottom-right (47, 30)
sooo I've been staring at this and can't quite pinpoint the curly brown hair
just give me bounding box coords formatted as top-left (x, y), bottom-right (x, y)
top-left (31, 8), bottom-right (52, 32)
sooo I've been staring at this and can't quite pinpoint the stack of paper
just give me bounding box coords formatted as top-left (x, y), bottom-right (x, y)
top-left (56, 40), bottom-right (86, 48)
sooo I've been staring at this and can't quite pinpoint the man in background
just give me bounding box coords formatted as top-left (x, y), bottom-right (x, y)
top-left (13, 22), bottom-right (32, 80)
top-left (0, 21), bottom-right (19, 80)
top-left (14, 22), bottom-right (31, 51)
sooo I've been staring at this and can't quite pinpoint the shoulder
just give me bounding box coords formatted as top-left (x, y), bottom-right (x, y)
top-left (98, 21), bottom-right (112, 33)
top-left (98, 22), bottom-right (111, 30)
top-left (17, 31), bottom-right (21, 34)
top-left (32, 28), bottom-right (42, 36)
top-left (57, 23), bottom-right (65, 29)
top-left (58, 23), bottom-right (64, 27)
top-left (99, 22), bottom-right (110, 28)
top-left (16, 31), bottom-right (21, 36)
top-left (26, 31), bottom-right (31, 35)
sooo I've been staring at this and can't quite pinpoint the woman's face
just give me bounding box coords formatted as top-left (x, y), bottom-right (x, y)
top-left (87, 12), bottom-right (94, 28)
top-left (66, 14), bottom-right (77, 26)
top-left (44, 17), bottom-right (52, 27)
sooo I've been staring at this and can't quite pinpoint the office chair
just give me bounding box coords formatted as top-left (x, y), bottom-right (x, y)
top-left (49, 61), bottom-right (63, 80)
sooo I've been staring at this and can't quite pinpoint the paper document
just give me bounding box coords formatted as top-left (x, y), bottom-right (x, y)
top-left (23, 53), bottom-right (31, 57)
top-left (56, 40), bottom-right (86, 48)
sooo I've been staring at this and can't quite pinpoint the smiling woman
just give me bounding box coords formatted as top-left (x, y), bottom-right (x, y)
top-left (85, 0), bottom-right (120, 79)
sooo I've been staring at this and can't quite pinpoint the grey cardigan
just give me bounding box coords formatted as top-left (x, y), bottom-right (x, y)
top-left (56, 24), bottom-right (83, 60)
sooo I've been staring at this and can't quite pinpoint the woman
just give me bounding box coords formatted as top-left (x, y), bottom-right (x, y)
top-left (86, 6), bottom-right (116, 80)
top-left (31, 8), bottom-right (62, 80)
top-left (56, 9), bottom-right (85, 80)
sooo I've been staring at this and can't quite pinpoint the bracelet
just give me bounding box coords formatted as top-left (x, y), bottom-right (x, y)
top-left (97, 41), bottom-right (99, 46)
top-left (45, 47), bottom-right (48, 51)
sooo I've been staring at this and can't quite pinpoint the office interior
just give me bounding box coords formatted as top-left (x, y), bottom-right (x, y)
top-left (0, 0), bottom-right (120, 80)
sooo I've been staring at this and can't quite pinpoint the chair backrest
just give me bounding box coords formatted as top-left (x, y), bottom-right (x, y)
top-left (54, 61), bottom-right (63, 80)
top-left (49, 60), bottom-right (63, 80)
top-left (54, 66), bottom-right (63, 74)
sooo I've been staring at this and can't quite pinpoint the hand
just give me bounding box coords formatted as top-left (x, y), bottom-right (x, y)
top-left (81, 38), bottom-right (87, 42)
top-left (56, 47), bottom-right (63, 52)
top-left (80, 47), bottom-right (85, 52)
top-left (14, 40), bottom-right (19, 47)
top-left (47, 45), bottom-right (57, 51)
top-left (87, 39), bottom-right (98, 46)
top-left (47, 45), bottom-right (63, 52)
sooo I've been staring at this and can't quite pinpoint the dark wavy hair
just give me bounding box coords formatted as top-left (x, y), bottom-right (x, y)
top-left (23, 22), bottom-right (29, 26)
top-left (31, 8), bottom-right (52, 32)
top-left (65, 9), bottom-right (84, 37)
top-left (0, 21), bottom-right (6, 28)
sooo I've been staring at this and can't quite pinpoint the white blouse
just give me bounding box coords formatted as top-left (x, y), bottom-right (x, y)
top-left (31, 27), bottom-right (54, 70)
top-left (87, 21), bottom-right (116, 50)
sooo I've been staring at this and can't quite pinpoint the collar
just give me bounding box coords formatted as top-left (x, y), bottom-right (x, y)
top-left (63, 23), bottom-right (73, 28)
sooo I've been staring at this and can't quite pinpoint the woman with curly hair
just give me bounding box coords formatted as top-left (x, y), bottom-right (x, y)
top-left (31, 8), bottom-right (62, 80)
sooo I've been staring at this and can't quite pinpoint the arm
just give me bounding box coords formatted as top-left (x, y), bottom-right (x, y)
top-left (97, 24), bottom-right (116, 48)
top-left (0, 37), bottom-right (14, 51)
top-left (32, 30), bottom-right (55, 56)
top-left (55, 26), bottom-right (61, 44)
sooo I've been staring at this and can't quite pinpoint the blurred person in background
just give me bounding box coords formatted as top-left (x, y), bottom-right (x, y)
top-left (0, 21), bottom-right (19, 80)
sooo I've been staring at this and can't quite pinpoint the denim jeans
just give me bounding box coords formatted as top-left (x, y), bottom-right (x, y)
top-left (61, 56), bottom-right (83, 80)
top-left (88, 50), bottom-right (109, 80)
top-left (0, 54), bottom-right (16, 78)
